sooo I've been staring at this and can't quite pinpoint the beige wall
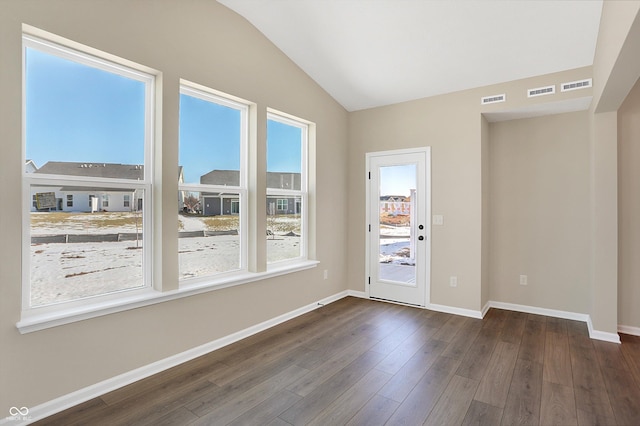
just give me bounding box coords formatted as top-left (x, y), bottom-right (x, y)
top-left (488, 111), bottom-right (591, 313)
top-left (347, 67), bottom-right (594, 313)
top-left (589, 1), bottom-right (640, 334)
top-left (348, 90), bottom-right (483, 311)
top-left (0, 0), bottom-right (349, 412)
top-left (618, 77), bottom-right (640, 328)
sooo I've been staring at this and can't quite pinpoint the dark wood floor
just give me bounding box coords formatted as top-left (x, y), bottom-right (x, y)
top-left (37, 297), bottom-right (640, 425)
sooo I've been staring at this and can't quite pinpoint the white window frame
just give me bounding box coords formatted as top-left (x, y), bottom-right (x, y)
top-left (178, 82), bottom-right (249, 285)
top-left (266, 111), bottom-right (309, 265)
top-left (17, 27), bottom-right (319, 335)
top-left (124, 194), bottom-right (130, 208)
top-left (21, 33), bottom-right (156, 317)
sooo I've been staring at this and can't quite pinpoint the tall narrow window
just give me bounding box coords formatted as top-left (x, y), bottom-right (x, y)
top-left (23, 34), bottom-right (154, 310)
top-left (266, 113), bottom-right (308, 264)
top-left (178, 83), bottom-right (248, 282)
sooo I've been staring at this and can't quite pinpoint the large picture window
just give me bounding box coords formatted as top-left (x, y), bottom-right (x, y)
top-left (22, 34), bottom-right (154, 310)
top-left (178, 83), bottom-right (248, 282)
top-left (266, 113), bottom-right (308, 264)
top-left (19, 28), bottom-right (317, 332)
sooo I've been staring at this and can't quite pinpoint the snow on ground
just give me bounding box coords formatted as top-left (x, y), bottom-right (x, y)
top-left (29, 213), bottom-right (403, 307)
top-left (379, 225), bottom-right (414, 266)
top-left (380, 224), bottom-right (410, 237)
top-left (30, 231), bottom-right (301, 307)
top-left (30, 240), bottom-right (144, 306)
top-left (179, 214), bottom-right (207, 232)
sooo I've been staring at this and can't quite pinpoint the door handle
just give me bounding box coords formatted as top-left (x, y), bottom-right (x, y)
top-left (418, 236), bottom-right (424, 241)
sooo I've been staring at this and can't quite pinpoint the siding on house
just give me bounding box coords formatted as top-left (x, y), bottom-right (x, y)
top-left (199, 170), bottom-right (301, 216)
top-left (29, 162), bottom-right (183, 213)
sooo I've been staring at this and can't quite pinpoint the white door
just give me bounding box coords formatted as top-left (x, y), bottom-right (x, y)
top-left (366, 148), bottom-right (430, 307)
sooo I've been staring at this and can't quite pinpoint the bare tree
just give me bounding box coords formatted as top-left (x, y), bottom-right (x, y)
top-left (183, 192), bottom-right (200, 213)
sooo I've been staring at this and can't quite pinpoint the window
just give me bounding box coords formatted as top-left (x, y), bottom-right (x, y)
top-left (266, 113), bottom-right (308, 264)
top-left (276, 198), bottom-right (288, 212)
top-left (124, 194), bottom-right (130, 208)
top-left (178, 83), bottom-right (248, 282)
top-left (22, 33), bottom-right (154, 311)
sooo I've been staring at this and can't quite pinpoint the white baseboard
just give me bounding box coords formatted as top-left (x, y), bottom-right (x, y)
top-left (15, 291), bottom-right (351, 425)
top-left (488, 301), bottom-right (589, 322)
top-left (618, 324), bottom-right (640, 337)
top-left (347, 290), bottom-right (367, 299)
top-left (427, 303), bottom-right (483, 319)
top-left (481, 301), bottom-right (491, 318)
top-left (488, 301), bottom-right (620, 344)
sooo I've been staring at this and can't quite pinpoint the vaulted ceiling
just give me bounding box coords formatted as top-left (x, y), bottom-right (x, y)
top-left (218, 0), bottom-right (603, 111)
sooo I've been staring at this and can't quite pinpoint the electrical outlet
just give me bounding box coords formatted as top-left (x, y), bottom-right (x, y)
top-left (323, 269), bottom-right (328, 280)
top-left (450, 276), bottom-right (458, 287)
top-left (519, 275), bottom-right (527, 286)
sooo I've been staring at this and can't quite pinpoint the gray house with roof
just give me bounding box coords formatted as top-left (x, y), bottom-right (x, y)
top-left (199, 170), bottom-right (301, 216)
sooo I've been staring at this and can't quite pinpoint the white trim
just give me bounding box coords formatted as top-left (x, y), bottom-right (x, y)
top-left (428, 303), bottom-right (483, 319)
top-left (12, 290), bottom-right (349, 425)
top-left (17, 260), bottom-right (319, 334)
top-left (488, 301), bottom-right (620, 343)
top-left (618, 324), bottom-right (640, 337)
top-left (489, 301), bottom-right (589, 321)
top-left (347, 290), bottom-right (367, 299)
top-left (481, 301), bottom-right (491, 317)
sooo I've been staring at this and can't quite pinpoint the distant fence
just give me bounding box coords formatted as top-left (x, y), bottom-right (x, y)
top-left (380, 202), bottom-right (411, 215)
top-left (32, 230), bottom-right (238, 244)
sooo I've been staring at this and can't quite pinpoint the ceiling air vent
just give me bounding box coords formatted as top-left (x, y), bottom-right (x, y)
top-left (481, 94), bottom-right (506, 105)
top-left (561, 78), bottom-right (592, 92)
top-left (528, 85), bottom-right (555, 98)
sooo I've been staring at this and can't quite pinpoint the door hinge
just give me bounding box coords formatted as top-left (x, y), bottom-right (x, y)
top-left (368, 277), bottom-right (371, 284)
top-left (368, 171), bottom-right (371, 179)
top-left (368, 224), bottom-right (371, 232)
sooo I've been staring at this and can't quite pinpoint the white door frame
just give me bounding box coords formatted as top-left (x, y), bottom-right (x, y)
top-left (365, 147), bottom-right (431, 307)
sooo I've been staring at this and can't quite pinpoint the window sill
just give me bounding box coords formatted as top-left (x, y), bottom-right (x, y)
top-left (17, 260), bottom-right (319, 334)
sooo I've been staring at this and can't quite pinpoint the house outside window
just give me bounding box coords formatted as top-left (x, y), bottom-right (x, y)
top-left (124, 194), bottom-right (130, 208)
top-left (266, 112), bottom-right (308, 264)
top-left (178, 82), bottom-right (248, 282)
top-left (22, 32), bottom-right (155, 312)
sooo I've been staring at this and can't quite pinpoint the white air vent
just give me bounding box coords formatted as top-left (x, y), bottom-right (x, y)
top-left (528, 85), bottom-right (555, 98)
top-left (561, 79), bottom-right (592, 92)
top-left (481, 94), bottom-right (506, 105)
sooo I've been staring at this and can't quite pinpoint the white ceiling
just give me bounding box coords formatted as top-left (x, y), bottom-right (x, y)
top-left (218, 0), bottom-right (603, 112)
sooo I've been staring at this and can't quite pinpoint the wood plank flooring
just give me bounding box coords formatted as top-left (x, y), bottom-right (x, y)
top-left (35, 297), bottom-right (640, 425)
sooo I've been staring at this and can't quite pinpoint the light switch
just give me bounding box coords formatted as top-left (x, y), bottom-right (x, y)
top-left (433, 215), bottom-right (444, 226)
